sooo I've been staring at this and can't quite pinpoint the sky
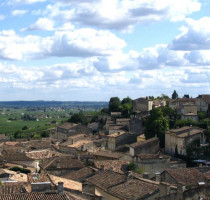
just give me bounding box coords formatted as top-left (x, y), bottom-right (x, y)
top-left (0, 0), bottom-right (210, 101)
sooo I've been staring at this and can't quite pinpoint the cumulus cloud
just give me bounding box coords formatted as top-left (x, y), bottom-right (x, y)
top-left (8, 0), bottom-right (46, 5)
top-left (170, 17), bottom-right (210, 50)
top-left (11, 9), bottom-right (28, 16)
top-left (44, 0), bottom-right (201, 31)
top-left (0, 28), bottom-right (126, 60)
top-left (21, 18), bottom-right (54, 31)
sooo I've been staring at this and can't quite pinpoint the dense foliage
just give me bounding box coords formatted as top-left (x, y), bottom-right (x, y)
top-left (144, 108), bottom-right (169, 148)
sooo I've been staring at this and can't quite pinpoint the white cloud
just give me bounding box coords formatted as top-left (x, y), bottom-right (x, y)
top-left (0, 28), bottom-right (126, 60)
top-left (11, 9), bottom-right (28, 16)
top-left (8, 0), bottom-right (46, 5)
top-left (44, 0), bottom-right (201, 31)
top-left (21, 18), bottom-right (54, 31)
top-left (170, 17), bottom-right (210, 50)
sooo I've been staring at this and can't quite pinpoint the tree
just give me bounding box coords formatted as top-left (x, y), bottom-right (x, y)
top-left (109, 97), bottom-right (121, 112)
top-left (68, 113), bottom-right (88, 125)
top-left (22, 125), bottom-right (28, 130)
top-left (172, 90), bottom-right (178, 99)
top-left (144, 108), bottom-right (169, 148)
top-left (120, 97), bottom-right (133, 117)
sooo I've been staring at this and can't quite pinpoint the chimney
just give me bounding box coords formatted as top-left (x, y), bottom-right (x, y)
top-left (143, 172), bottom-right (149, 179)
top-left (118, 131), bottom-right (120, 135)
top-left (100, 165), bottom-right (104, 171)
top-left (58, 182), bottom-right (64, 194)
top-left (155, 172), bottom-right (161, 182)
top-left (127, 171), bottom-right (133, 182)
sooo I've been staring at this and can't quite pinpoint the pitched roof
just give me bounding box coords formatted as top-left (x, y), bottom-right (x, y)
top-left (137, 154), bottom-right (171, 160)
top-left (26, 150), bottom-right (60, 160)
top-left (27, 140), bottom-right (51, 149)
top-left (164, 168), bottom-right (205, 186)
top-left (0, 193), bottom-right (70, 200)
top-left (108, 179), bottom-right (159, 200)
top-left (62, 167), bottom-right (96, 182)
top-left (167, 126), bottom-right (204, 138)
top-left (93, 150), bottom-right (125, 159)
top-left (0, 152), bottom-right (34, 162)
top-left (94, 160), bottom-right (130, 174)
top-left (0, 183), bottom-right (26, 195)
top-left (130, 137), bottom-right (159, 148)
top-left (40, 156), bottom-right (84, 170)
top-left (49, 175), bottom-right (82, 191)
top-left (57, 123), bottom-right (78, 129)
top-left (27, 173), bottom-right (53, 184)
top-left (86, 170), bottom-right (126, 191)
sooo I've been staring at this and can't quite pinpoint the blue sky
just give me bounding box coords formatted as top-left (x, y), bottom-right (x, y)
top-left (0, 0), bottom-right (210, 101)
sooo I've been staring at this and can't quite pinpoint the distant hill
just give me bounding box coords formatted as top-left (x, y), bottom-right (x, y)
top-left (0, 101), bottom-right (108, 109)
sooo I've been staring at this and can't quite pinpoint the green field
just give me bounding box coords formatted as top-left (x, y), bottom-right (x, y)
top-left (0, 108), bottom-right (70, 138)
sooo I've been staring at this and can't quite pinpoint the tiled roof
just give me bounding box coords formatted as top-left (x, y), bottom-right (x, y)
top-left (108, 179), bottom-right (159, 200)
top-left (0, 183), bottom-right (26, 194)
top-left (2, 169), bottom-right (28, 183)
top-left (49, 175), bottom-right (82, 191)
top-left (62, 167), bottom-right (96, 182)
top-left (93, 150), bottom-right (124, 159)
top-left (137, 154), bottom-right (171, 160)
top-left (28, 141), bottom-right (51, 149)
top-left (26, 150), bottom-right (60, 160)
top-left (107, 131), bottom-right (127, 138)
top-left (27, 173), bottom-right (53, 184)
top-left (167, 126), bottom-right (204, 138)
top-left (198, 94), bottom-right (210, 104)
top-left (94, 160), bottom-right (130, 174)
top-left (40, 156), bottom-right (84, 170)
top-left (164, 168), bottom-right (205, 186)
top-left (0, 193), bottom-right (70, 200)
top-left (130, 137), bottom-right (159, 148)
top-left (86, 170), bottom-right (126, 191)
top-left (57, 123), bottom-right (78, 129)
top-left (0, 152), bottom-right (34, 162)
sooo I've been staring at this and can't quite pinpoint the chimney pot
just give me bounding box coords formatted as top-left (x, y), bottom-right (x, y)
top-left (58, 182), bottom-right (64, 194)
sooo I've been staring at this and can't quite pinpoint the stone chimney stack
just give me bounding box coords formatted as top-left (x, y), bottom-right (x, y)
top-left (58, 182), bottom-right (64, 194)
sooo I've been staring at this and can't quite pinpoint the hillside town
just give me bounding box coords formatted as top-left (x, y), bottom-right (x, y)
top-left (0, 93), bottom-right (209, 200)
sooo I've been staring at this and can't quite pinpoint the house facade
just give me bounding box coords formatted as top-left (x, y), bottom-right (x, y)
top-left (165, 126), bottom-right (205, 156)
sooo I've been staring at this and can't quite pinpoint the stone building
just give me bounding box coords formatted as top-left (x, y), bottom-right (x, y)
top-left (132, 97), bottom-right (153, 113)
top-left (165, 126), bottom-right (205, 156)
top-left (133, 153), bottom-right (171, 179)
top-left (52, 123), bottom-right (91, 141)
top-left (196, 94), bottom-right (210, 113)
top-left (130, 137), bottom-right (159, 156)
top-left (107, 131), bottom-right (136, 151)
top-left (180, 103), bottom-right (198, 121)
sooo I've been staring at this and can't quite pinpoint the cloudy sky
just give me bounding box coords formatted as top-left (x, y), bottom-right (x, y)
top-left (0, 0), bottom-right (210, 101)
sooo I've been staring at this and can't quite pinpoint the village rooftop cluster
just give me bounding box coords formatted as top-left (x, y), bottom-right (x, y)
top-left (0, 94), bottom-right (209, 200)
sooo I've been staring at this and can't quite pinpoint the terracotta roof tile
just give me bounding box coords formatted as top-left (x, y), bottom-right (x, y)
top-left (164, 168), bottom-right (205, 186)
top-left (94, 160), bottom-right (129, 174)
top-left (0, 193), bottom-right (70, 200)
top-left (130, 137), bottom-right (159, 148)
top-left (86, 170), bottom-right (126, 191)
top-left (62, 167), bottom-right (96, 182)
top-left (40, 156), bottom-right (84, 170)
top-left (108, 179), bottom-right (159, 200)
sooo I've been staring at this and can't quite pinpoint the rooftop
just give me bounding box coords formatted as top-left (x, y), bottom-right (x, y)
top-left (167, 126), bottom-right (204, 138)
top-left (164, 168), bottom-right (205, 186)
top-left (86, 170), bottom-right (126, 191)
top-left (137, 153), bottom-right (171, 160)
top-left (93, 150), bottom-right (125, 159)
top-left (57, 122), bottom-right (78, 129)
top-left (108, 179), bottom-right (159, 200)
top-left (130, 137), bottom-right (159, 148)
top-left (107, 131), bottom-right (127, 138)
top-left (62, 167), bottom-right (97, 182)
top-left (40, 156), bottom-right (84, 170)
top-left (0, 193), bottom-right (70, 200)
